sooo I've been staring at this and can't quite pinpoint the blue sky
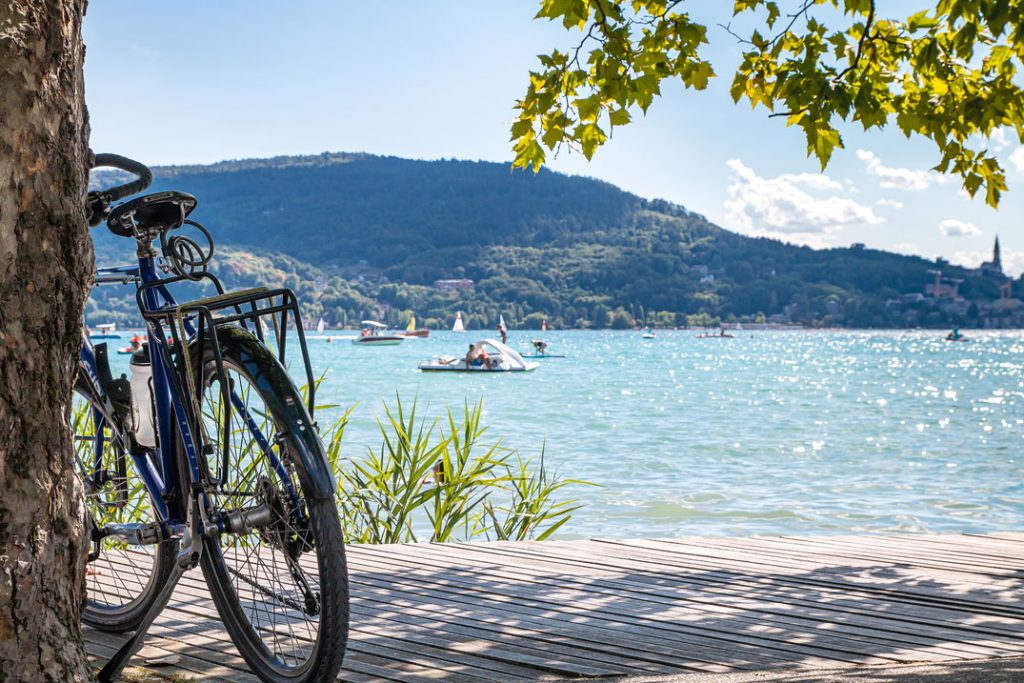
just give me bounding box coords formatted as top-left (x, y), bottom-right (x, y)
top-left (84, 1), bottom-right (1020, 275)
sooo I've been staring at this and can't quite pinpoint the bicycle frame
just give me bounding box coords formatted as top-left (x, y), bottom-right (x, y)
top-left (79, 252), bottom-right (317, 539)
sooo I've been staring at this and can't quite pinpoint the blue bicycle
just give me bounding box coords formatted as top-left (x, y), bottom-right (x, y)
top-left (73, 155), bottom-right (348, 682)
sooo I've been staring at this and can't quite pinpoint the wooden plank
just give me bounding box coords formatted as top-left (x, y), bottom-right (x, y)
top-left (439, 540), bottom-right (1024, 630)
top-left (600, 538), bottom-right (1024, 611)
top-left (82, 533), bottom-right (1024, 683)
top-left (746, 535), bottom-right (1024, 578)
top-left (581, 539), bottom-right (1024, 621)
top-left (98, 561), bottom-right (629, 680)
top-left (348, 544), bottom-right (1017, 660)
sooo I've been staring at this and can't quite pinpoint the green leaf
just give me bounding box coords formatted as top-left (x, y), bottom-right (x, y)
top-left (609, 108), bottom-right (631, 126)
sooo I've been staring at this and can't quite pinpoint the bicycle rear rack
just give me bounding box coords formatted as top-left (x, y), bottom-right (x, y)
top-left (135, 273), bottom-right (318, 487)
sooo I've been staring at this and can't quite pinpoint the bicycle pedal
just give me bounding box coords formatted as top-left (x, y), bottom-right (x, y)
top-left (101, 522), bottom-right (162, 545)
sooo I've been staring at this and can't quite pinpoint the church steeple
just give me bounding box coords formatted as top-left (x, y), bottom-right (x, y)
top-left (993, 235), bottom-right (1002, 271)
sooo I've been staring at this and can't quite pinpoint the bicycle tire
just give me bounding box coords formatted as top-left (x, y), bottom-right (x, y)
top-left (187, 327), bottom-right (349, 682)
top-left (72, 379), bottom-right (176, 632)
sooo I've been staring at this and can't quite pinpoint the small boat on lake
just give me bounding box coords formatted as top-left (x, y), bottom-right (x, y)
top-left (452, 311), bottom-right (465, 333)
top-left (642, 326), bottom-right (656, 339)
top-left (419, 339), bottom-right (538, 372)
top-left (945, 327), bottom-right (969, 342)
top-left (403, 315), bottom-right (430, 338)
top-left (91, 322), bottom-right (121, 340)
top-left (697, 326), bottom-right (733, 339)
top-left (352, 321), bottom-right (404, 346)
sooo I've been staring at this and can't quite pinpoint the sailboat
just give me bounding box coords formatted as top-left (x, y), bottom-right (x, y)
top-left (452, 311), bottom-right (465, 333)
top-left (402, 315), bottom-right (429, 338)
top-left (308, 316), bottom-right (333, 339)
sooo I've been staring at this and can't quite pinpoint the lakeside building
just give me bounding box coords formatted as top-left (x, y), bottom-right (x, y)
top-left (433, 278), bottom-right (474, 292)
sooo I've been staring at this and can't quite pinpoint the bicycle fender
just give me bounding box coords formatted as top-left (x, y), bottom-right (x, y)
top-left (206, 326), bottom-right (336, 501)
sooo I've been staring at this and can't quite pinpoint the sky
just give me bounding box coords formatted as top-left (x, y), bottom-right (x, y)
top-left (84, 1), bottom-right (1020, 275)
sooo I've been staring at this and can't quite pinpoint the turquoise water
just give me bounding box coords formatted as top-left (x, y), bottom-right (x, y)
top-left (110, 330), bottom-right (1024, 539)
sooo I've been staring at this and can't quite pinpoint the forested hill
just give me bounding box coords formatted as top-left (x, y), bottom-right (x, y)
top-left (87, 152), bottom-right (1017, 329)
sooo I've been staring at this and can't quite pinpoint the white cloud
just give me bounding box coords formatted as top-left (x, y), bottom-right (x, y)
top-left (939, 219), bottom-right (982, 237)
top-left (951, 249), bottom-right (1024, 277)
top-left (856, 149), bottom-right (949, 190)
top-left (723, 160), bottom-right (882, 247)
top-left (890, 242), bottom-right (921, 256)
top-left (876, 198), bottom-right (904, 210)
top-left (1009, 146), bottom-right (1024, 173)
top-left (988, 127), bottom-right (1011, 152)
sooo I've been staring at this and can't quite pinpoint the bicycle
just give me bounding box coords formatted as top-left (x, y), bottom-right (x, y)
top-left (73, 154), bottom-right (349, 682)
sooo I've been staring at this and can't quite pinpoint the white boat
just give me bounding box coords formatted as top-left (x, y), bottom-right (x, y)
top-left (91, 322), bottom-right (121, 340)
top-left (419, 339), bottom-right (538, 372)
top-left (452, 311), bottom-right (465, 333)
top-left (316, 317), bottom-right (326, 334)
top-left (352, 320), bottom-right (404, 346)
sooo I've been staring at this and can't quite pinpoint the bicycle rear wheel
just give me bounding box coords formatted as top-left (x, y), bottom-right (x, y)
top-left (71, 381), bottom-right (175, 632)
top-left (191, 328), bottom-right (348, 683)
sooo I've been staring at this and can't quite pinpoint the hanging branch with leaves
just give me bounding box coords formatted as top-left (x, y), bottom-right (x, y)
top-left (513, 0), bottom-right (1024, 208)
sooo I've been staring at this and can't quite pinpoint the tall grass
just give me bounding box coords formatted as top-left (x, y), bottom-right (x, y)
top-left (323, 396), bottom-right (591, 544)
top-left (73, 391), bottom-right (591, 544)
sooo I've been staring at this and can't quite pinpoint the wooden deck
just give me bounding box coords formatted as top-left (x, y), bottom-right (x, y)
top-left (85, 532), bottom-right (1024, 681)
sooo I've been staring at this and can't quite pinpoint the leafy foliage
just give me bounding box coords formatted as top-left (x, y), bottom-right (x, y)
top-left (515, 0), bottom-right (1024, 206)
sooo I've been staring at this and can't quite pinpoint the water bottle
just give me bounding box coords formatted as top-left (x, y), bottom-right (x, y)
top-left (129, 344), bottom-right (157, 448)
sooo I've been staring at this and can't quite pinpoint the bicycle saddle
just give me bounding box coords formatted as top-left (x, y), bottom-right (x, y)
top-left (107, 191), bottom-right (197, 238)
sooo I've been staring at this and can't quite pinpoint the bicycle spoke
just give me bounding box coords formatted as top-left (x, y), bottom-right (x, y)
top-left (203, 365), bottom-right (321, 669)
top-left (71, 388), bottom-right (164, 625)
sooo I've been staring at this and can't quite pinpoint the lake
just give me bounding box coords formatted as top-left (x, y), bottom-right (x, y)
top-left (108, 329), bottom-right (1024, 539)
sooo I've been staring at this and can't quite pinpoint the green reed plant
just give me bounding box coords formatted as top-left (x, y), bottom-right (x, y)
top-left (71, 398), bottom-right (148, 531)
top-left (73, 387), bottom-right (590, 544)
top-left (323, 395), bottom-right (591, 544)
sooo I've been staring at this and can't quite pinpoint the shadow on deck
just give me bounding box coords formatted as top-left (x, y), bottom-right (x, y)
top-left (85, 532), bottom-right (1024, 682)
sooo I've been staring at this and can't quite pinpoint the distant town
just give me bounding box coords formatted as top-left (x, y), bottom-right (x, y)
top-left (883, 238), bottom-right (1023, 329)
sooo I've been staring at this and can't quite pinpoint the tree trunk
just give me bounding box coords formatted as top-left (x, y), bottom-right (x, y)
top-left (0, 0), bottom-right (93, 680)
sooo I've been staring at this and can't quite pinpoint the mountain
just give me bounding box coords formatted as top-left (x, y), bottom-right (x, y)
top-left (86, 152), bottom-right (1020, 329)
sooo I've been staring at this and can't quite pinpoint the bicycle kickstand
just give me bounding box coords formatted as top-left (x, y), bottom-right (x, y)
top-left (98, 503), bottom-right (205, 682)
top-left (97, 559), bottom-right (190, 682)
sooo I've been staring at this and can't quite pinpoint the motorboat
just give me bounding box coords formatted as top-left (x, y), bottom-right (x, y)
top-left (641, 327), bottom-right (656, 339)
top-left (91, 322), bottom-right (121, 340)
top-left (352, 321), bottom-right (404, 346)
top-left (419, 339), bottom-right (539, 372)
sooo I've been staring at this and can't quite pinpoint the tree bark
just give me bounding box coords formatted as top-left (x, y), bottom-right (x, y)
top-left (0, 0), bottom-right (93, 680)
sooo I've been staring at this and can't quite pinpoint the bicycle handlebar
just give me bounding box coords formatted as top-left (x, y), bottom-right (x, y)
top-left (87, 153), bottom-right (153, 227)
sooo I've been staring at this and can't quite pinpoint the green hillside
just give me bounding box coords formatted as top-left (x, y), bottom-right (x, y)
top-left (86, 153), bottom-right (1020, 329)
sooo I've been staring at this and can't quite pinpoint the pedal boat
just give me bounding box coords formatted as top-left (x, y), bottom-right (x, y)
top-left (419, 339), bottom-right (539, 372)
